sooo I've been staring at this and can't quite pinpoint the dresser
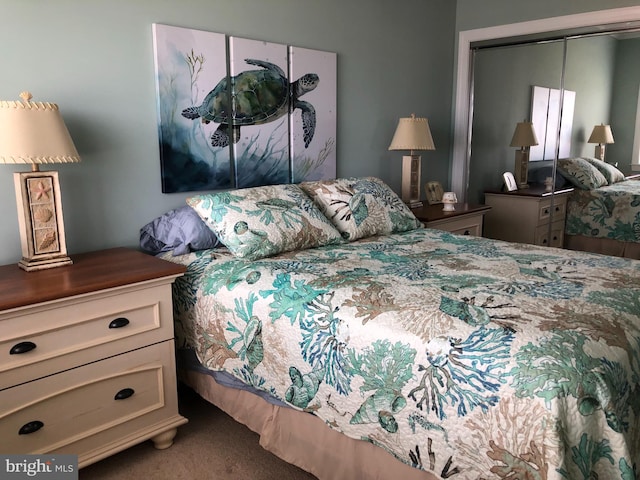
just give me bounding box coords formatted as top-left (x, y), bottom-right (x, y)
top-left (0, 247), bottom-right (188, 468)
top-left (412, 203), bottom-right (491, 236)
top-left (483, 187), bottom-right (573, 247)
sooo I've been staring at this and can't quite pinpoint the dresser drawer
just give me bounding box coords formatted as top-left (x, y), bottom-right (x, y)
top-left (0, 282), bottom-right (175, 390)
top-left (0, 340), bottom-right (183, 459)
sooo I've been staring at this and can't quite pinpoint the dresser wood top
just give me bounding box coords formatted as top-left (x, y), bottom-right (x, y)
top-left (0, 248), bottom-right (186, 311)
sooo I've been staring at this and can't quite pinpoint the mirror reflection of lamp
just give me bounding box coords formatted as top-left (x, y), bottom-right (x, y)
top-left (510, 121), bottom-right (539, 189)
top-left (0, 92), bottom-right (81, 271)
top-left (587, 124), bottom-right (614, 162)
top-left (388, 114), bottom-right (435, 208)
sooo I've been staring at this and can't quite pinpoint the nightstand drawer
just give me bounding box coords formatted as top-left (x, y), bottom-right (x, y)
top-left (534, 220), bottom-right (565, 247)
top-left (537, 199), bottom-right (567, 225)
top-left (0, 341), bottom-right (180, 456)
top-left (0, 282), bottom-right (175, 390)
top-left (428, 215), bottom-right (483, 236)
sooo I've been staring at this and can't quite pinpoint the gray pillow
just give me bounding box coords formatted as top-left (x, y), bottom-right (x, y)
top-left (140, 205), bottom-right (221, 256)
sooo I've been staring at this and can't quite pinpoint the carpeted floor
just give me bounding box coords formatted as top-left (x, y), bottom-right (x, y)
top-left (79, 384), bottom-right (317, 479)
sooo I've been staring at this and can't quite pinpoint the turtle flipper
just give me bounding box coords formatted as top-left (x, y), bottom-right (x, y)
top-left (211, 125), bottom-right (230, 147)
top-left (296, 100), bottom-right (316, 148)
top-left (211, 125), bottom-right (242, 147)
top-left (181, 106), bottom-right (201, 120)
top-left (244, 58), bottom-right (286, 78)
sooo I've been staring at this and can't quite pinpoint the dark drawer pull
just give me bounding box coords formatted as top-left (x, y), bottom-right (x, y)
top-left (10, 341), bottom-right (36, 355)
top-left (114, 388), bottom-right (135, 400)
top-left (19, 420), bottom-right (44, 435)
top-left (463, 230), bottom-right (471, 235)
top-left (555, 206), bottom-right (560, 212)
top-left (108, 317), bottom-right (130, 329)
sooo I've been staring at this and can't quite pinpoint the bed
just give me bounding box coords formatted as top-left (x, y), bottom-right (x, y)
top-left (557, 157), bottom-right (640, 259)
top-left (142, 176), bottom-right (640, 479)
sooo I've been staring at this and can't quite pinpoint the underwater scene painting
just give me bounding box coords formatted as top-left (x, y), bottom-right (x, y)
top-left (152, 24), bottom-right (337, 193)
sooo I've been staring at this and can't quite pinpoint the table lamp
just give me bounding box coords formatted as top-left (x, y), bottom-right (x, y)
top-left (510, 121), bottom-right (538, 189)
top-left (587, 124), bottom-right (614, 161)
top-left (0, 92), bottom-right (81, 271)
top-left (388, 114), bottom-right (435, 208)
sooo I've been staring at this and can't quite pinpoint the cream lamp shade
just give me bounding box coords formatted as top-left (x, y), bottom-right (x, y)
top-left (510, 121), bottom-right (539, 149)
top-left (587, 124), bottom-right (614, 161)
top-left (0, 91), bottom-right (81, 271)
top-left (509, 121), bottom-right (538, 189)
top-left (388, 114), bottom-right (435, 208)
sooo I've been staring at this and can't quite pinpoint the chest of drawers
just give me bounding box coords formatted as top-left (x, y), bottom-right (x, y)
top-left (483, 187), bottom-right (573, 247)
top-left (0, 248), bottom-right (187, 468)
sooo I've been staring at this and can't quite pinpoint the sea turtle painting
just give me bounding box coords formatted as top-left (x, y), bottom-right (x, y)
top-left (182, 58), bottom-right (319, 148)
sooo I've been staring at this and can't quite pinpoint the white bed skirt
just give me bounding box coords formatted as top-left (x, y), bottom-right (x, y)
top-left (564, 234), bottom-right (640, 259)
top-left (180, 368), bottom-right (439, 480)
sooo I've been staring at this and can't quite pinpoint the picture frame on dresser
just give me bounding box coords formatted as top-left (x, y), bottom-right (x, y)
top-left (425, 181), bottom-right (444, 204)
top-left (503, 171), bottom-right (518, 192)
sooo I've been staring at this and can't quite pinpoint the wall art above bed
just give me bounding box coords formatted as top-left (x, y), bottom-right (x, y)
top-left (152, 24), bottom-right (337, 193)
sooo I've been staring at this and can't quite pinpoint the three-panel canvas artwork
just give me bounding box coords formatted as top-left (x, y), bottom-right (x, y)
top-left (152, 24), bottom-right (337, 193)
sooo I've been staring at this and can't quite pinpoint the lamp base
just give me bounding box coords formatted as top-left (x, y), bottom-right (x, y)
top-left (14, 170), bottom-right (71, 272)
top-left (19, 255), bottom-right (73, 272)
top-left (594, 144), bottom-right (605, 161)
top-left (514, 149), bottom-right (530, 189)
top-left (401, 155), bottom-right (423, 208)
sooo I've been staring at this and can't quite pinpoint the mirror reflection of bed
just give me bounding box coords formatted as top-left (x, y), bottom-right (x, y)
top-left (463, 20), bottom-right (640, 259)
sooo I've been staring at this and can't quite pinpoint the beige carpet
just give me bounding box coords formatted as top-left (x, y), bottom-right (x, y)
top-left (79, 384), bottom-right (317, 479)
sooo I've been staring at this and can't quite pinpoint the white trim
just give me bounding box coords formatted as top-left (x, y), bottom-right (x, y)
top-left (633, 84), bottom-right (640, 170)
top-left (452, 6), bottom-right (640, 201)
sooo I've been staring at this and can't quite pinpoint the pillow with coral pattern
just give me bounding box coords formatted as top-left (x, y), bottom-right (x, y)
top-left (187, 184), bottom-right (344, 260)
top-left (300, 176), bottom-right (422, 241)
top-left (556, 157), bottom-right (608, 190)
top-left (583, 157), bottom-right (626, 184)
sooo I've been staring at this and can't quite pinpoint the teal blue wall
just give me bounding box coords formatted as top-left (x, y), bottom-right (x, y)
top-left (0, 0), bottom-right (455, 264)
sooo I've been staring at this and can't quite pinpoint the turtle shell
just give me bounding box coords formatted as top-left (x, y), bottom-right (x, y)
top-left (211, 68), bottom-right (289, 126)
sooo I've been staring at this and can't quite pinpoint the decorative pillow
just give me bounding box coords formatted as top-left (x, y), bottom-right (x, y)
top-left (300, 176), bottom-right (422, 241)
top-left (186, 184), bottom-right (344, 260)
top-left (556, 157), bottom-right (607, 190)
top-left (583, 157), bottom-right (625, 184)
top-left (140, 205), bottom-right (222, 256)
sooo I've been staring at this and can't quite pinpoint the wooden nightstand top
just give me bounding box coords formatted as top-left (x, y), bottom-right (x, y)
top-left (484, 186), bottom-right (574, 198)
top-left (411, 203), bottom-right (491, 222)
top-left (0, 247), bottom-right (186, 311)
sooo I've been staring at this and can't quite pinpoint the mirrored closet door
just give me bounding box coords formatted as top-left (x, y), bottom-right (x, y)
top-left (466, 24), bottom-right (640, 248)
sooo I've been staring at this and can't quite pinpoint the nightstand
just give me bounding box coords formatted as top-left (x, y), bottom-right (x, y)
top-left (0, 248), bottom-right (188, 468)
top-left (412, 203), bottom-right (491, 236)
top-left (483, 186), bottom-right (573, 247)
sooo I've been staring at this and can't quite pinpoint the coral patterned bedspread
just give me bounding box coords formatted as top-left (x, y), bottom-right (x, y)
top-left (165, 228), bottom-right (640, 479)
top-left (565, 178), bottom-right (640, 242)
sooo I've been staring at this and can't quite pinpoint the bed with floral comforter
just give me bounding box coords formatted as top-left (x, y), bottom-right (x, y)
top-left (565, 178), bottom-right (640, 243)
top-left (166, 226), bottom-right (640, 479)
